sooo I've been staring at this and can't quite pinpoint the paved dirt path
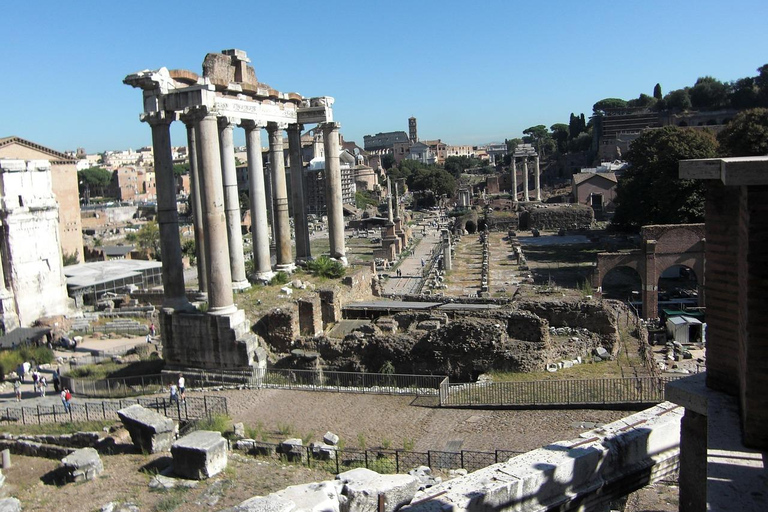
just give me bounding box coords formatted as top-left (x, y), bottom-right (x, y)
top-left (203, 388), bottom-right (632, 453)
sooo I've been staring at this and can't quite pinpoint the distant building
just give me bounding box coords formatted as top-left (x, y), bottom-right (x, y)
top-left (305, 150), bottom-right (357, 215)
top-left (363, 131), bottom-right (410, 154)
top-left (408, 116), bottom-right (418, 144)
top-left (408, 141), bottom-right (436, 165)
top-left (572, 171), bottom-right (618, 218)
top-left (0, 136), bottom-right (84, 263)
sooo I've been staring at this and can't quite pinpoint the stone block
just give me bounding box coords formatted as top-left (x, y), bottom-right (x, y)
top-left (171, 430), bottom-right (228, 480)
top-left (310, 442), bottom-right (337, 460)
top-left (117, 404), bottom-right (175, 454)
top-left (278, 438), bottom-right (306, 463)
top-left (323, 431), bottom-right (339, 446)
top-left (0, 498), bottom-right (21, 512)
top-left (337, 467), bottom-right (419, 512)
top-left (61, 447), bottom-right (103, 483)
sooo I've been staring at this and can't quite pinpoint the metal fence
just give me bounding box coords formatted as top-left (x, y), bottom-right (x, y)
top-left (233, 440), bottom-right (522, 475)
top-left (0, 395), bottom-right (227, 426)
top-left (439, 376), bottom-right (680, 407)
top-left (61, 369), bottom-right (446, 399)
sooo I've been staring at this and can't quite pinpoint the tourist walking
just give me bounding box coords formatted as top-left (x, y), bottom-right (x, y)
top-left (52, 369), bottom-right (60, 393)
top-left (149, 322), bottom-right (156, 336)
top-left (13, 379), bottom-right (21, 401)
top-left (32, 369), bottom-right (39, 392)
top-left (178, 373), bottom-right (185, 402)
top-left (39, 376), bottom-right (47, 397)
top-left (61, 388), bottom-right (71, 413)
top-left (22, 361), bottom-right (31, 382)
top-left (169, 383), bottom-right (179, 404)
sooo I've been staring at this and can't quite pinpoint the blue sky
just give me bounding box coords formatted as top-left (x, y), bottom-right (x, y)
top-left (2, 0), bottom-right (767, 154)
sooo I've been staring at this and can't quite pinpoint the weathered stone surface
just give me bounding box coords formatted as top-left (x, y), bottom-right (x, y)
top-left (100, 502), bottom-right (140, 512)
top-left (310, 442), bottom-right (337, 460)
top-left (117, 404), bottom-right (175, 453)
top-left (61, 447), bottom-right (103, 482)
top-left (233, 422), bottom-right (246, 439)
top-left (323, 432), bottom-right (339, 446)
top-left (0, 468), bottom-right (5, 488)
top-left (223, 494), bottom-right (295, 512)
top-left (278, 438), bottom-right (306, 463)
top-left (337, 467), bottom-right (419, 512)
top-left (0, 498), bottom-right (21, 512)
top-left (275, 481), bottom-right (344, 512)
top-left (408, 466), bottom-right (441, 491)
top-left (149, 474), bottom-right (199, 490)
top-left (171, 430), bottom-right (228, 480)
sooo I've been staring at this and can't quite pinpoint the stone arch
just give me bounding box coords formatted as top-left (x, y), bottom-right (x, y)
top-left (465, 220), bottom-right (477, 234)
top-left (601, 265), bottom-right (643, 302)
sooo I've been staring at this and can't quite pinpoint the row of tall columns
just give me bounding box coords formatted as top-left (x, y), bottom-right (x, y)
top-left (150, 112), bottom-right (347, 313)
top-left (146, 112), bottom-right (192, 311)
top-left (219, 118), bottom-right (249, 289)
top-left (243, 121), bottom-right (273, 281)
top-left (322, 122), bottom-right (347, 263)
top-left (288, 124), bottom-right (311, 262)
top-left (511, 155), bottom-right (542, 203)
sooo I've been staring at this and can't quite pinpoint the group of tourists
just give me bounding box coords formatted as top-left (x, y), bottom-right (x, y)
top-left (169, 373), bottom-right (185, 404)
top-left (12, 362), bottom-right (63, 401)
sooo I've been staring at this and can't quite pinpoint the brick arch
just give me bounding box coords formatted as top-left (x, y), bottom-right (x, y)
top-left (596, 224), bottom-right (705, 318)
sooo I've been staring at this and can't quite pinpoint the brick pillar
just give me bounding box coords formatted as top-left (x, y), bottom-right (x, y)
top-left (678, 409), bottom-right (707, 512)
top-left (642, 239), bottom-right (658, 319)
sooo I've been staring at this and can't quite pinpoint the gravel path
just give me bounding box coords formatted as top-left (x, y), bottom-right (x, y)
top-left (201, 388), bottom-right (633, 453)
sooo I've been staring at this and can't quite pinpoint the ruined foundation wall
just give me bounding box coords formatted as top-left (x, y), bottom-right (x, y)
top-left (525, 204), bottom-right (594, 230)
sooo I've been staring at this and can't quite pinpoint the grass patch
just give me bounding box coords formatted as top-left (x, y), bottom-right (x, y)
top-left (0, 346), bottom-right (54, 378)
top-left (0, 420), bottom-right (116, 436)
top-left (196, 413), bottom-right (232, 434)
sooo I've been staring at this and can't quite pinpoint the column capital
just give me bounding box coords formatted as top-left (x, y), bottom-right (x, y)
top-left (218, 116), bottom-right (241, 130)
top-left (287, 123), bottom-right (304, 134)
top-left (240, 119), bottom-right (267, 130)
top-left (267, 121), bottom-right (289, 132)
top-left (320, 121), bottom-right (341, 133)
top-left (180, 105), bottom-right (218, 124)
top-left (141, 110), bottom-right (177, 126)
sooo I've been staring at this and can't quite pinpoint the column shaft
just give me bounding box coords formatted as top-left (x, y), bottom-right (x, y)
top-left (218, 118), bottom-right (249, 290)
top-left (288, 124), bottom-right (311, 262)
top-left (534, 155), bottom-right (541, 201)
top-left (522, 157), bottom-right (530, 202)
top-left (185, 122), bottom-right (208, 294)
top-left (195, 112), bottom-right (235, 315)
top-left (146, 112), bottom-right (190, 310)
top-left (267, 123), bottom-right (293, 270)
top-left (243, 122), bottom-right (273, 280)
top-left (512, 158), bottom-right (518, 203)
top-left (322, 122), bottom-right (346, 262)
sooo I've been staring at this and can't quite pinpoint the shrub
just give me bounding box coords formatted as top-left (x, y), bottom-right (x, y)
top-left (269, 272), bottom-right (290, 286)
top-left (306, 256), bottom-right (345, 279)
top-left (196, 413), bottom-right (232, 434)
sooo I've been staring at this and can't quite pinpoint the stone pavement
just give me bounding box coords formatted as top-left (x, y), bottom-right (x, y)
top-left (382, 212), bottom-right (444, 296)
top-left (0, 335), bottom-right (148, 409)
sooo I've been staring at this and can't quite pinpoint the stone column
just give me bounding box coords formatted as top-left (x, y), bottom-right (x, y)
top-left (534, 155), bottom-right (542, 201)
top-left (242, 120), bottom-right (273, 282)
top-left (522, 156), bottom-right (530, 202)
top-left (511, 157), bottom-right (518, 203)
top-left (182, 119), bottom-right (208, 295)
top-left (322, 122), bottom-right (347, 264)
top-left (267, 122), bottom-right (294, 272)
top-left (143, 111), bottom-right (191, 311)
top-left (194, 109), bottom-right (236, 315)
top-left (287, 123), bottom-right (311, 263)
top-left (442, 229), bottom-right (452, 271)
top-left (218, 117), bottom-right (249, 290)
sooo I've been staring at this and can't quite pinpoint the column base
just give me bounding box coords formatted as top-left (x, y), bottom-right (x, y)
top-left (163, 297), bottom-right (196, 313)
top-left (232, 279), bottom-right (251, 292)
top-left (207, 303), bottom-right (238, 316)
top-left (334, 256), bottom-right (349, 267)
top-left (275, 263), bottom-right (296, 274)
top-left (251, 270), bottom-right (275, 284)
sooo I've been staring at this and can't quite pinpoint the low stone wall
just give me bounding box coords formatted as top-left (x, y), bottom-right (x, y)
top-left (521, 204), bottom-right (594, 230)
top-left (0, 439), bottom-right (76, 460)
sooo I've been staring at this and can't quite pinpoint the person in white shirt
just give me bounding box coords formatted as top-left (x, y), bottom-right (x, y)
top-left (178, 373), bottom-right (185, 402)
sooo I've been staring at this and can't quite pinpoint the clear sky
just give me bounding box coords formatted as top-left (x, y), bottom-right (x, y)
top-left (2, 0), bottom-right (767, 154)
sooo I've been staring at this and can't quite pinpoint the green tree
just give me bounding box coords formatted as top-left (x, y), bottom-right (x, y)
top-left (592, 98), bottom-right (628, 114)
top-left (77, 167), bottom-right (113, 197)
top-left (662, 89), bottom-right (692, 111)
top-left (627, 93), bottom-right (656, 108)
top-left (550, 124), bottom-right (569, 154)
top-left (381, 154), bottom-right (396, 170)
top-left (523, 125), bottom-right (553, 156)
top-left (612, 126), bottom-right (718, 231)
top-left (690, 76), bottom-right (728, 110)
top-left (173, 163), bottom-right (189, 176)
top-left (568, 114), bottom-right (585, 140)
top-left (653, 83), bottom-right (663, 100)
top-left (728, 77), bottom-right (759, 109)
top-left (717, 108), bottom-right (768, 156)
top-left (410, 167), bottom-right (456, 197)
top-left (505, 137), bottom-right (523, 154)
top-left (137, 221), bottom-right (161, 259)
top-left (754, 64), bottom-right (768, 107)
